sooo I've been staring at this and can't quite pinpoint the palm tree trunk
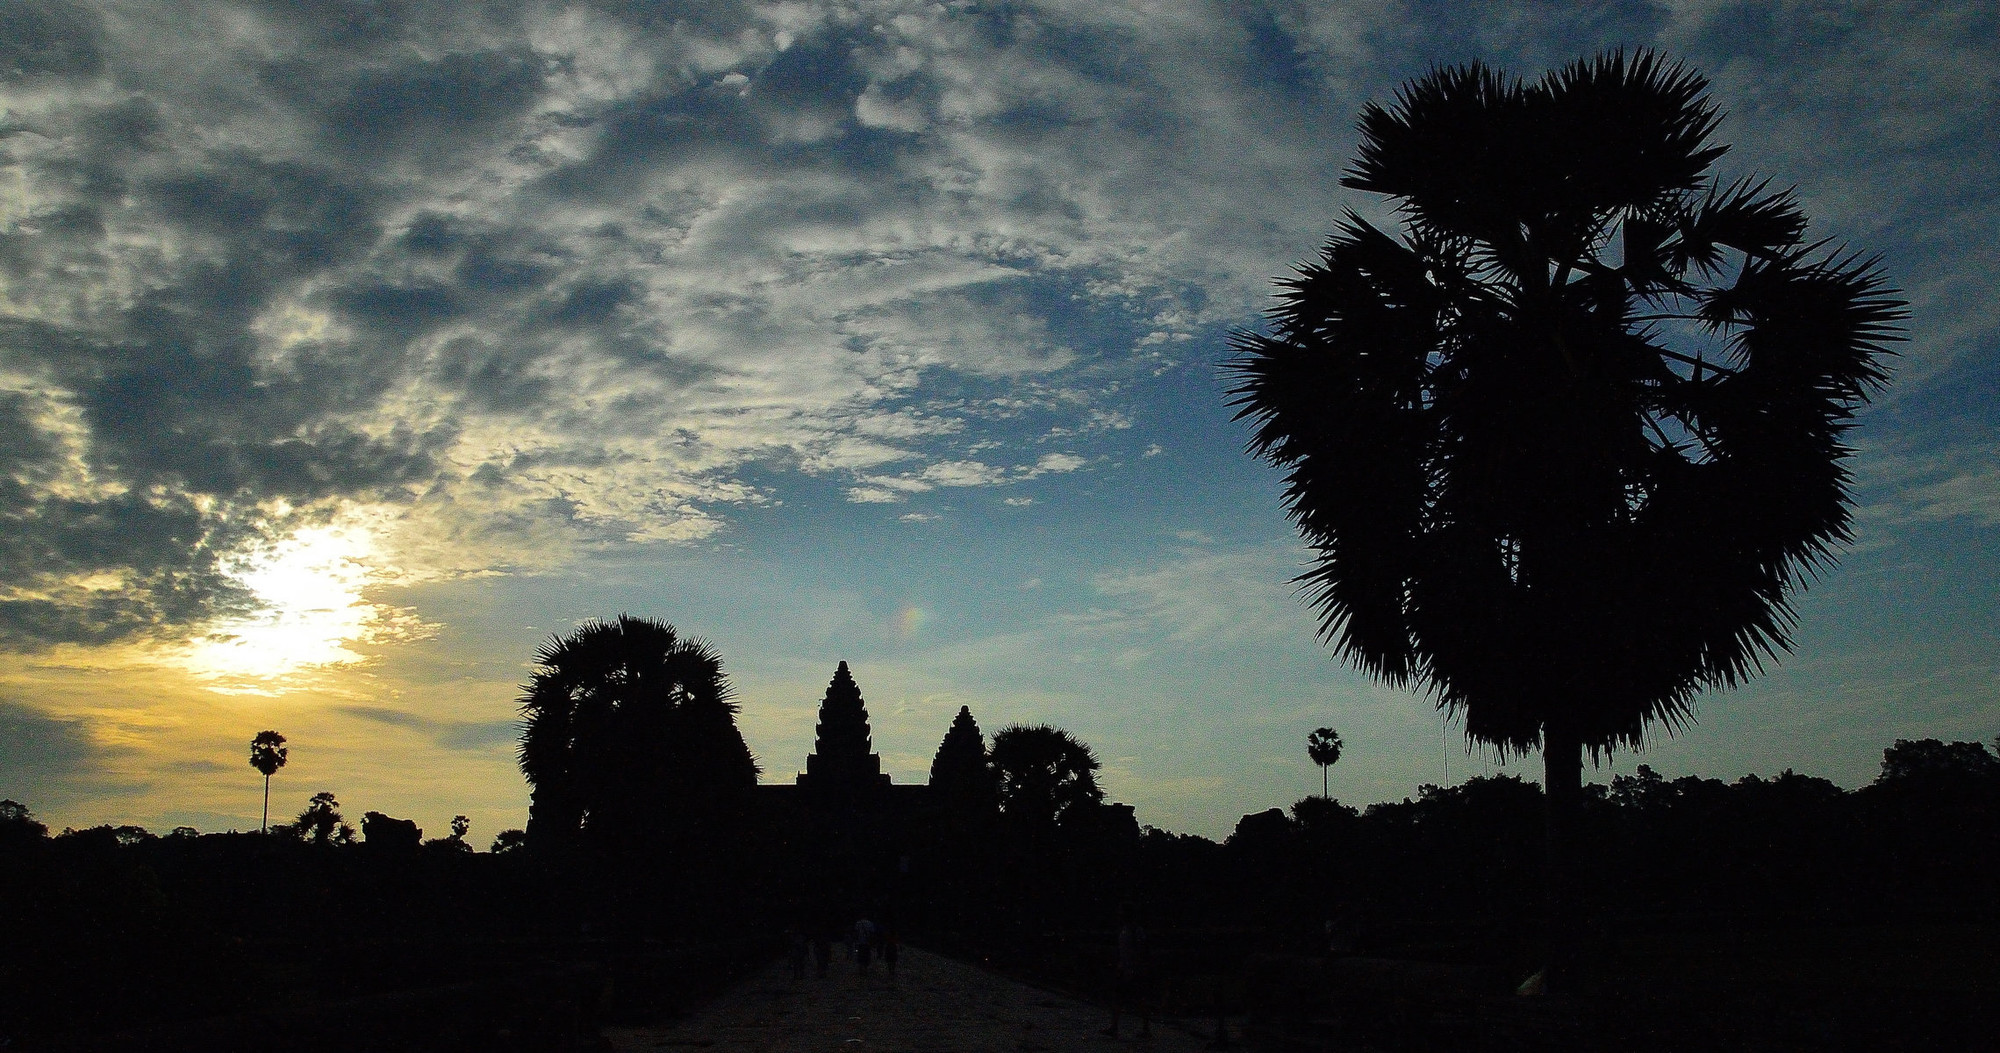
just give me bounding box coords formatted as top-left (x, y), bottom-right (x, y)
top-left (1322, 765), bottom-right (1329, 799)
top-left (1541, 719), bottom-right (1583, 990)
top-left (262, 773), bottom-right (271, 834)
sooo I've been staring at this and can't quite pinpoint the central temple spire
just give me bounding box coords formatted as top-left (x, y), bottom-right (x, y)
top-left (798, 660), bottom-right (890, 791)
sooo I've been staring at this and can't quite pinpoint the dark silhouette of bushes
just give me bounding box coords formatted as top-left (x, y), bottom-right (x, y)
top-left (5, 727), bottom-right (1995, 1049)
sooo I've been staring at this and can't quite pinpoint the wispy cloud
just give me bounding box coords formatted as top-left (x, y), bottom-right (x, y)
top-left (336, 705), bottom-right (519, 753)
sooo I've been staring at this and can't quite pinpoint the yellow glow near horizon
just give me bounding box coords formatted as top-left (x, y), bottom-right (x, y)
top-left (181, 518), bottom-right (405, 686)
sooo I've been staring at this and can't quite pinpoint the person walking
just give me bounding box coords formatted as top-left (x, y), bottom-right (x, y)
top-left (787, 927), bottom-right (809, 980)
top-left (854, 917), bottom-right (877, 976)
top-left (813, 928), bottom-right (833, 979)
top-left (1102, 904), bottom-right (1151, 1040)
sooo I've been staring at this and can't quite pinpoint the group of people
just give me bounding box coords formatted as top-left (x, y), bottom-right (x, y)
top-left (786, 916), bottom-right (900, 981)
top-left (782, 905), bottom-right (1155, 1043)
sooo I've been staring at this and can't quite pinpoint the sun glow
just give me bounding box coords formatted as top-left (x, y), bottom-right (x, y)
top-left (180, 514), bottom-right (424, 687)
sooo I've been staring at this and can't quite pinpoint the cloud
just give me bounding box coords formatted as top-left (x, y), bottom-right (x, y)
top-left (2, 0), bottom-right (1993, 667)
top-left (921, 460), bottom-right (1006, 487)
top-left (0, 699), bottom-right (128, 804)
top-left (335, 705), bottom-right (519, 753)
top-left (0, 0), bottom-right (1387, 652)
top-left (845, 486), bottom-right (906, 504)
top-left (1076, 540), bottom-right (1319, 650)
top-left (0, 1), bottom-right (104, 82)
top-left (1856, 440), bottom-right (2000, 529)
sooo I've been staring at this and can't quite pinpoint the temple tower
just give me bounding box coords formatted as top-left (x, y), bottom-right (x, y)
top-left (798, 661), bottom-right (891, 791)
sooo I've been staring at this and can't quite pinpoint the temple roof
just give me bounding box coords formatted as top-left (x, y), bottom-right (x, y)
top-left (797, 660), bottom-right (891, 791)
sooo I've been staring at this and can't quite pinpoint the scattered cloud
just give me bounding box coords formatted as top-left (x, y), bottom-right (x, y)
top-left (4, 0), bottom-right (1347, 653)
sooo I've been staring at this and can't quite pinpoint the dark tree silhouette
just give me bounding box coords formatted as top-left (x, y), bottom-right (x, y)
top-left (490, 828), bottom-right (528, 854)
top-left (990, 724), bottom-right (1104, 832)
top-left (930, 705), bottom-right (996, 806)
top-left (248, 730), bottom-right (288, 834)
top-left (0, 799), bottom-right (48, 845)
top-left (422, 814), bottom-right (474, 854)
top-left (1227, 51), bottom-right (1903, 958)
top-left (1877, 738), bottom-right (2000, 786)
top-left (516, 615), bottom-right (758, 850)
top-left (292, 791), bottom-right (352, 845)
top-left (1307, 727), bottom-right (1343, 798)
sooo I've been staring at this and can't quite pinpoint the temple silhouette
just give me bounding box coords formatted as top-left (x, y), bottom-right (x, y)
top-left (760, 661), bottom-right (934, 813)
top-left (797, 661), bottom-right (894, 791)
top-left (756, 659), bottom-right (1137, 916)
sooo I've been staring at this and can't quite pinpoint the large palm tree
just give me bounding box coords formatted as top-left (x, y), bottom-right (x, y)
top-left (1227, 52), bottom-right (1902, 946)
top-left (990, 724), bottom-right (1104, 833)
top-left (517, 615), bottom-right (758, 851)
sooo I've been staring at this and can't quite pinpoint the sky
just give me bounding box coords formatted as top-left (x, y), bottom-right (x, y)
top-left (1, 0), bottom-right (1995, 842)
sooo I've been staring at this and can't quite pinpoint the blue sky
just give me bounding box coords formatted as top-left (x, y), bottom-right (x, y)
top-left (0, 0), bottom-right (1994, 840)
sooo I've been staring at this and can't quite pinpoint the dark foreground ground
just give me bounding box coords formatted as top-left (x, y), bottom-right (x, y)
top-left (12, 917), bottom-right (1997, 1052)
top-left (607, 945), bottom-right (1218, 1053)
top-left (605, 919), bottom-right (2000, 1053)
top-left (941, 916), bottom-right (2000, 1053)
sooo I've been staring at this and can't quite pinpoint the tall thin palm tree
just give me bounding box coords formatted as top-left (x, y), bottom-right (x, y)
top-left (1308, 727), bottom-right (1343, 799)
top-left (1227, 51), bottom-right (1902, 956)
top-left (516, 615), bottom-right (757, 851)
top-left (249, 730), bottom-right (288, 834)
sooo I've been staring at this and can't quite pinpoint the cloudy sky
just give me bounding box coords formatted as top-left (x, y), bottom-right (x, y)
top-left (1, 0), bottom-right (1994, 841)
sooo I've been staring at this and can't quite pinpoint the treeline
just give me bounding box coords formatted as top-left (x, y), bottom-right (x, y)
top-left (896, 735), bottom-right (2000, 947)
top-left (4, 735), bottom-right (1996, 1045)
top-left (0, 815), bottom-right (567, 1046)
top-left (1218, 736), bottom-right (2000, 943)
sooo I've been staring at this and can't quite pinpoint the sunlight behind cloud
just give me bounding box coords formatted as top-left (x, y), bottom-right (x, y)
top-left (179, 513), bottom-right (430, 688)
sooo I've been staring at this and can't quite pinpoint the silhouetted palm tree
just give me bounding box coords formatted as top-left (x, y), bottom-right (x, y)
top-left (1228, 51), bottom-right (1902, 953)
top-left (248, 730), bottom-right (288, 834)
top-left (990, 724), bottom-right (1104, 833)
top-left (1308, 727), bottom-right (1343, 799)
top-left (516, 615), bottom-right (758, 851)
top-left (292, 790), bottom-right (351, 845)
